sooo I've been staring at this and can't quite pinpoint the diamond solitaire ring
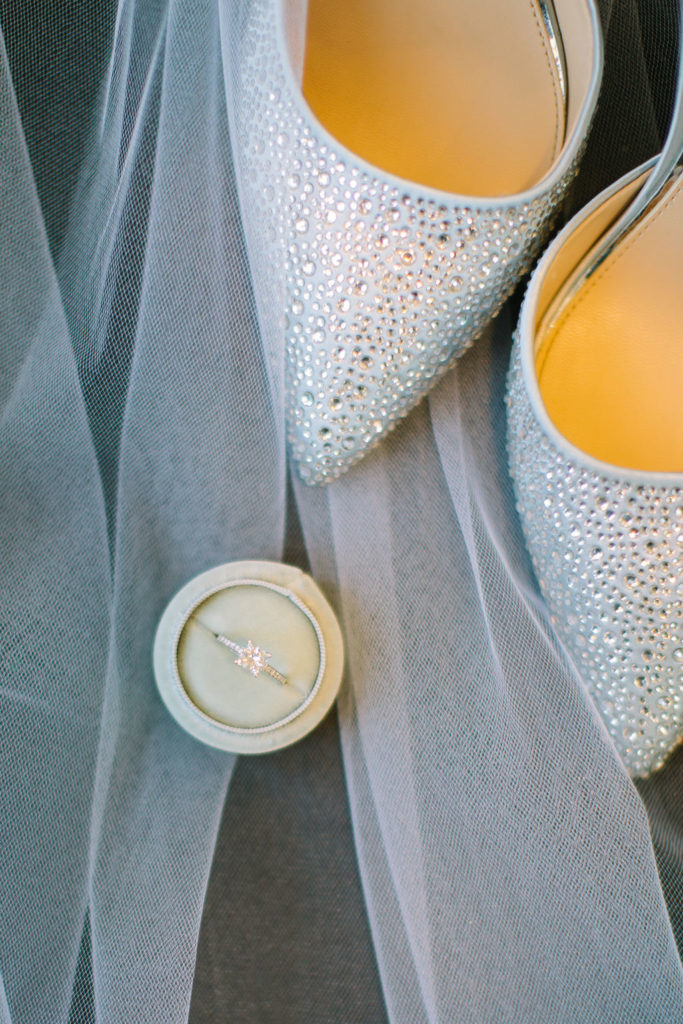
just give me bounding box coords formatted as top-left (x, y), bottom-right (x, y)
top-left (196, 620), bottom-right (288, 686)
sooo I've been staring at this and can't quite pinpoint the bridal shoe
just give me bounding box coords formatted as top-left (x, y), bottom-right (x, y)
top-left (506, 151), bottom-right (683, 777)
top-left (231, 0), bottom-right (603, 483)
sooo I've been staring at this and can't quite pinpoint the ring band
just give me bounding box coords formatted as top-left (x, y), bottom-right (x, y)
top-left (195, 619), bottom-right (288, 686)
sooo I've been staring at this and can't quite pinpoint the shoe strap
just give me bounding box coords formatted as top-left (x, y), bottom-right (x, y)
top-left (545, 0), bottom-right (683, 313)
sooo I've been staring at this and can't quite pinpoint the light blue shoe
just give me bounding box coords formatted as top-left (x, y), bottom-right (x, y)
top-left (507, 150), bottom-right (683, 777)
top-left (231, 0), bottom-right (603, 483)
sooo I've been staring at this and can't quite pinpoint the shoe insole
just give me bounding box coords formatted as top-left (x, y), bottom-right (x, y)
top-left (537, 177), bottom-right (683, 472)
top-left (302, 0), bottom-right (565, 196)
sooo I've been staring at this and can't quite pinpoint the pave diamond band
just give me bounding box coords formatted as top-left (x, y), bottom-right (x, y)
top-left (196, 620), bottom-right (289, 686)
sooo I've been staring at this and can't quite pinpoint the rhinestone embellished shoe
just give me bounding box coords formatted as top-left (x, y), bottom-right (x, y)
top-left (506, 138), bottom-right (683, 777)
top-left (231, 0), bottom-right (603, 483)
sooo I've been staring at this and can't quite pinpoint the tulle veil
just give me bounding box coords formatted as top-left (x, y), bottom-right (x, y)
top-left (1, 0), bottom-right (683, 1020)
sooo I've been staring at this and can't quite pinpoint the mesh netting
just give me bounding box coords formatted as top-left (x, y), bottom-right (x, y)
top-left (1, 1), bottom-right (682, 1021)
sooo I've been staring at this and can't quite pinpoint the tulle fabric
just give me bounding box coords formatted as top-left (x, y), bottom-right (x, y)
top-left (1, 0), bottom-right (683, 1021)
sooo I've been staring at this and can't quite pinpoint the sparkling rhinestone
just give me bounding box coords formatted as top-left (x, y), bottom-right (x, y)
top-left (235, 0), bottom-right (588, 489)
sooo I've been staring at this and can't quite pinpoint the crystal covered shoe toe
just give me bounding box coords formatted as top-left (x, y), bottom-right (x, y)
top-left (230, 0), bottom-right (603, 483)
top-left (507, 159), bottom-right (683, 778)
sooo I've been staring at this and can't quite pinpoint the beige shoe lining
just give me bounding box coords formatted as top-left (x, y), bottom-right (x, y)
top-left (537, 175), bottom-right (683, 472)
top-left (302, 0), bottom-right (566, 196)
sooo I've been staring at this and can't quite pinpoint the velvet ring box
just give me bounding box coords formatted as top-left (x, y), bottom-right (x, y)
top-left (153, 560), bottom-right (344, 754)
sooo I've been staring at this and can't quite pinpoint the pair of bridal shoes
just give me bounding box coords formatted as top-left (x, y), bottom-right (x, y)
top-left (507, 11), bottom-right (683, 777)
top-left (234, 0), bottom-right (682, 778)
top-left (233, 0), bottom-right (603, 483)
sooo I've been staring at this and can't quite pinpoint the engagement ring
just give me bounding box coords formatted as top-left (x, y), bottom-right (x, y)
top-left (196, 620), bottom-right (288, 686)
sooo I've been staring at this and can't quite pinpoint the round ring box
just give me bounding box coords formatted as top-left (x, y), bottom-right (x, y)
top-left (153, 560), bottom-right (344, 754)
